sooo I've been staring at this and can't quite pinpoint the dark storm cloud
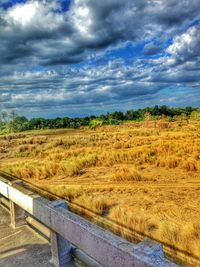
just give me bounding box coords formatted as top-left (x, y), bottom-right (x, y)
top-left (153, 0), bottom-right (200, 27)
top-left (1, 0), bottom-right (200, 66)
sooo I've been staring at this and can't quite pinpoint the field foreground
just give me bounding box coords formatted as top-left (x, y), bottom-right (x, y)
top-left (0, 121), bottom-right (200, 265)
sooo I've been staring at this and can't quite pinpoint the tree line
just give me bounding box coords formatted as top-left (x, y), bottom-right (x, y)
top-left (0, 106), bottom-right (199, 134)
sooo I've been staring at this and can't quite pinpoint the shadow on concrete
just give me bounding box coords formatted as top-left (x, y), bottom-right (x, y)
top-left (0, 244), bottom-right (52, 267)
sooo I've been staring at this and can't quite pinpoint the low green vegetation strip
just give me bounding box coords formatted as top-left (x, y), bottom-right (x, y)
top-left (0, 106), bottom-right (199, 134)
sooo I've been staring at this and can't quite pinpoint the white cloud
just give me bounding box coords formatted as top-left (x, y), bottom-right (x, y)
top-left (7, 1), bottom-right (38, 26)
top-left (167, 25), bottom-right (200, 61)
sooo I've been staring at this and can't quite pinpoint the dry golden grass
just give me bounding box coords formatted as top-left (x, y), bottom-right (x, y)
top-left (112, 166), bottom-right (143, 182)
top-left (0, 121), bottom-right (200, 265)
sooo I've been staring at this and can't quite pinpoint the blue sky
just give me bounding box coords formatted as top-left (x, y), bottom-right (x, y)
top-left (0, 0), bottom-right (200, 118)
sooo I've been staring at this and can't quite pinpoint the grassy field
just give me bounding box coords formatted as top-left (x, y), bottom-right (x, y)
top-left (0, 120), bottom-right (200, 265)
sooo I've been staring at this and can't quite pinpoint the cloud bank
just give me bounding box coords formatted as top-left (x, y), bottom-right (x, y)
top-left (0, 0), bottom-right (200, 117)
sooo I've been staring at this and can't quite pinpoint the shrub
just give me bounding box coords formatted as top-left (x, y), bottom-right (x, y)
top-left (89, 119), bottom-right (103, 129)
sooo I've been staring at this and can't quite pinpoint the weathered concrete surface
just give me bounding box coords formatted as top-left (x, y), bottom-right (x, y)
top-left (50, 200), bottom-right (73, 267)
top-left (0, 206), bottom-right (77, 267)
top-left (0, 205), bottom-right (52, 267)
top-left (10, 200), bottom-right (27, 228)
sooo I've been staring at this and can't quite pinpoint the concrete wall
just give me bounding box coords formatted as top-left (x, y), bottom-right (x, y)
top-left (0, 177), bottom-right (179, 267)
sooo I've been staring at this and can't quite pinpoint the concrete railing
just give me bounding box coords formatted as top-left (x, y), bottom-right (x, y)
top-left (0, 176), bottom-right (179, 267)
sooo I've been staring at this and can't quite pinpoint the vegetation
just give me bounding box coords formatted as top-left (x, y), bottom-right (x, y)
top-left (0, 107), bottom-right (200, 265)
top-left (0, 106), bottom-right (199, 134)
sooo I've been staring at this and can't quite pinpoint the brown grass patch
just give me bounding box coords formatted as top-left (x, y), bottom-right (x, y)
top-left (1, 121), bottom-right (200, 265)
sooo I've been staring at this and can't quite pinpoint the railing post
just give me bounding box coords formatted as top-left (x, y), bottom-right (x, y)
top-left (10, 200), bottom-right (27, 228)
top-left (50, 200), bottom-right (72, 267)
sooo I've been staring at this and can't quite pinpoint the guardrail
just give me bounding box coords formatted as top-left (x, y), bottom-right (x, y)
top-left (0, 176), bottom-right (178, 267)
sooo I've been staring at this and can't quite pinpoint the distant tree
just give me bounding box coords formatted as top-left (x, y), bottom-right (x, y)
top-left (151, 105), bottom-right (160, 116)
top-left (0, 111), bottom-right (8, 122)
top-left (10, 111), bottom-right (18, 121)
top-left (185, 106), bottom-right (193, 116)
top-left (89, 119), bottom-right (103, 129)
top-left (110, 111), bottom-right (124, 120)
top-left (0, 106), bottom-right (199, 135)
top-left (8, 116), bottom-right (28, 132)
top-left (125, 110), bottom-right (137, 120)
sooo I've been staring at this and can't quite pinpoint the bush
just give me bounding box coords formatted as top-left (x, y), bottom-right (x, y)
top-left (89, 119), bottom-right (103, 129)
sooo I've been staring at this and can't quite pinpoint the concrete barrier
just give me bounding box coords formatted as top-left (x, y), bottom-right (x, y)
top-left (0, 176), bottom-right (179, 267)
top-left (26, 216), bottom-right (51, 239)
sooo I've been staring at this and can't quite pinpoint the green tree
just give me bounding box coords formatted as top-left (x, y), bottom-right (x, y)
top-left (89, 119), bottom-right (103, 129)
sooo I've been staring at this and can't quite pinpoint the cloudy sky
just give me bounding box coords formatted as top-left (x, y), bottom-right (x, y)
top-left (0, 0), bottom-right (200, 118)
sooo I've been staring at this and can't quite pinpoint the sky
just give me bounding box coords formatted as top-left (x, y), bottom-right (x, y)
top-left (0, 0), bottom-right (200, 118)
